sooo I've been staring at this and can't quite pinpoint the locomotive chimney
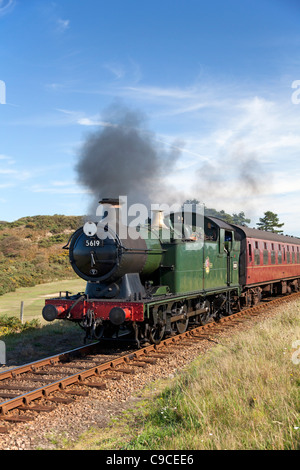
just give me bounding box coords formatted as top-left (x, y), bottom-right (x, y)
top-left (151, 210), bottom-right (168, 229)
top-left (97, 197), bottom-right (123, 232)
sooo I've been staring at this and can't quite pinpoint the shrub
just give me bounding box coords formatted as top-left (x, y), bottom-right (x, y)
top-left (0, 236), bottom-right (24, 258)
top-left (0, 314), bottom-right (41, 335)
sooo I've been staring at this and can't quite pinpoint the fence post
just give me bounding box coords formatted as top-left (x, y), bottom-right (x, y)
top-left (20, 301), bottom-right (24, 324)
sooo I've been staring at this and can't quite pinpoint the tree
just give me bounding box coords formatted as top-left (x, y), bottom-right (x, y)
top-left (183, 201), bottom-right (251, 226)
top-left (231, 212), bottom-right (251, 226)
top-left (256, 211), bottom-right (284, 233)
top-left (204, 207), bottom-right (233, 223)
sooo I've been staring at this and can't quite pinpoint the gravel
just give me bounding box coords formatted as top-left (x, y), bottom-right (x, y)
top-left (0, 300), bottom-right (296, 450)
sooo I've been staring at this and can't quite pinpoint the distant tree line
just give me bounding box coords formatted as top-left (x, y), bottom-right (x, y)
top-left (184, 200), bottom-right (285, 233)
top-left (184, 199), bottom-right (251, 226)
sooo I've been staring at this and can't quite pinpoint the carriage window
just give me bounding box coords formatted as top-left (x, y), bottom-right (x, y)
top-left (254, 248), bottom-right (260, 265)
top-left (271, 249), bottom-right (276, 264)
top-left (248, 243), bottom-right (252, 262)
top-left (255, 241), bottom-right (259, 249)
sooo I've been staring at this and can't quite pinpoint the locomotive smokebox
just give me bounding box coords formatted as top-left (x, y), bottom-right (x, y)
top-left (68, 195), bottom-right (163, 295)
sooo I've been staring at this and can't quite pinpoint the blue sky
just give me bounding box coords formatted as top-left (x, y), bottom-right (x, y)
top-left (1, 0), bottom-right (300, 234)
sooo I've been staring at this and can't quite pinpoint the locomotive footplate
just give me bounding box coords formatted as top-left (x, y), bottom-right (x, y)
top-left (43, 297), bottom-right (144, 323)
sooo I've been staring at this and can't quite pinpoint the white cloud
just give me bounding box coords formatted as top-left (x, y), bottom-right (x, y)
top-left (0, 154), bottom-right (15, 164)
top-left (103, 58), bottom-right (142, 83)
top-left (45, 83), bottom-right (66, 91)
top-left (77, 117), bottom-right (102, 126)
top-left (56, 18), bottom-right (70, 33)
top-left (0, 154), bottom-right (31, 181)
top-left (121, 84), bottom-right (300, 235)
top-left (6, 76), bottom-right (299, 233)
top-left (123, 85), bottom-right (198, 99)
top-left (103, 62), bottom-right (125, 80)
top-left (0, 0), bottom-right (15, 17)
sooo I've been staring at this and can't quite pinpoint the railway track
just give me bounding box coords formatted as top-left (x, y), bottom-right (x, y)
top-left (1, 291), bottom-right (299, 435)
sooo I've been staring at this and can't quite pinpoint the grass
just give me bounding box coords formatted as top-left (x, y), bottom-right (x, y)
top-left (1, 321), bottom-right (92, 366)
top-left (0, 279), bottom-right (88, 366)
top-left (0, 279), bottom-right (85, 323)
top-left (64, 300), bottom-right (300, 450)
top-left (0, 320), bottom-right (91, 370)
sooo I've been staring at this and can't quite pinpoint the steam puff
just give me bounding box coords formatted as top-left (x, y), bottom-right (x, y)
top-left (193, 141), bottom-right (271, 212)
top-left (76, 102), bottom-right (183, 216)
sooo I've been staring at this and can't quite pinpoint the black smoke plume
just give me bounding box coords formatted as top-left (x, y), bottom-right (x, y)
top-left (76, 102), bottom-right (183, 217)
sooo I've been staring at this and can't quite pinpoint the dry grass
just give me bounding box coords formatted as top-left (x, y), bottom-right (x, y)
top-left (68, 300), bottom-right (300, 450)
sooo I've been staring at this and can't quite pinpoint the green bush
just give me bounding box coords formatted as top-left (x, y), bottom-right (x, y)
top-left (0, 214), bottom-right (81, 296)
top-left (0, 314), bottom-right (41, 335)
top-left (38, 233), bottom-right (69, 248)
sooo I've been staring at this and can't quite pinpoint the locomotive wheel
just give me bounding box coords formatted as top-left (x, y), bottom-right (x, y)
top-left (149, 325), bottom-right (165, 345)
top-left (176, 318), bottom-right (188, 334)
top-left (172, 302), bottom-right (189, 334)
top-left (93, 324), bottom-right (105, 340)
top-left (200, 300), bottom-right (212, 325)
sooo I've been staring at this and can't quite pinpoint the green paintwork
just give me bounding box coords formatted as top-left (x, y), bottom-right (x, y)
top-left (203, 229), bottom-right (240, 291)
top-left (139, 226), bottom-right (164, 276)
top-left (156, 222), bottom-right (240, 297)
top-left (159, 239), bottom-right (204, 293)
top-left (128, 218), bottom-right (241, 319)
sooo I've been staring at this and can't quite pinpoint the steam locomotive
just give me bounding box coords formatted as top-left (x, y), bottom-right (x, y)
top-left (42, 198), bottom-right (300, 346)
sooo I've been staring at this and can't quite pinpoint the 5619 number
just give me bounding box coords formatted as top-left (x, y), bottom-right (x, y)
top-left (85, 240), bottom-right (102, 247)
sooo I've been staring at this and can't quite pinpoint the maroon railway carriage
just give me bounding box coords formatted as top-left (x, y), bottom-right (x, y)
top-left (234, 225), bottom-right (300, 306)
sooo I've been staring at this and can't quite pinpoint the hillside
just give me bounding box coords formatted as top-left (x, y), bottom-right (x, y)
top-left (0, 215), bottom-right (83, 296)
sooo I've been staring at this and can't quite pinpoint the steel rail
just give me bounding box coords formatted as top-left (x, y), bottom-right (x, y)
top-left (0, 291), bottom-right (299, 423)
